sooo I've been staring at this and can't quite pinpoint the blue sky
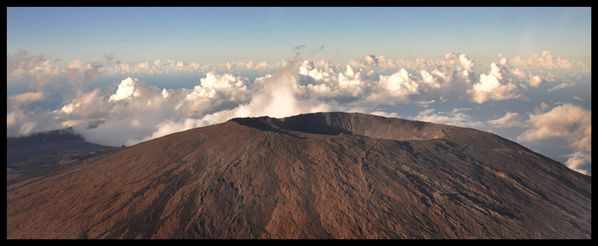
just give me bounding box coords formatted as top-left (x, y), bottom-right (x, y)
top-left (8, 7), bottom-right (591, 63)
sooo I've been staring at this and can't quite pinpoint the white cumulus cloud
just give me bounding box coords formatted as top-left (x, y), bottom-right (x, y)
top-left (519, 103), bottom-right (591, 175)
top-left (378, 68), bottom-right (420, 98)
top-left (564, 151), bottom-right (591, 175)
top-left (468, 62), bottom-right (519, 104)
top-left (109, 77), bottom-right (138, 102)
top-left (487, 112), bottom-right (521, 128)
top-left (528, 75), bottom-right (543, 87)
top-left (520, 103), bottom-right (591, 152)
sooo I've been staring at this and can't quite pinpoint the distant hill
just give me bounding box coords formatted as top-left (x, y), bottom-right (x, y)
top-left (7, 128), bottom-right (116, 185)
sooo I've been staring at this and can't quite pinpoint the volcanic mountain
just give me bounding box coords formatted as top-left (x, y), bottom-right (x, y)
top-left (7, 112), bottom-right (591, 239)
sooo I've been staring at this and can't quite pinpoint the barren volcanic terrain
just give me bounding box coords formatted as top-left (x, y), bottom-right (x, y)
top-left (7, 128), bottom-right (116, 185)
top-left (7, 112), bottom-right (591, 239)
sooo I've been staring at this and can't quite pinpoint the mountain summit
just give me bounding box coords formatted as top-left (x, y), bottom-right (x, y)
top-left (7, 112), bottom-right (591, 239)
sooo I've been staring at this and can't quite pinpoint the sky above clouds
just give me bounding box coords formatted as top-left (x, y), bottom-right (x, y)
top-left (8, 7), bottom-right (591, 63)
top-left (6, 7), bottom-right (591, 175)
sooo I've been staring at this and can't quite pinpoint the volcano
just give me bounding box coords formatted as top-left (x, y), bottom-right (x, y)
top-left (7, 112), bottom-right (591, 239)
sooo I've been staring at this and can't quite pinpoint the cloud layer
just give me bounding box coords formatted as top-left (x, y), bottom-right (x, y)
top-left (7, 50), bottom-right (591, 175)
top-left (519, 103), bottom-right (591, 174)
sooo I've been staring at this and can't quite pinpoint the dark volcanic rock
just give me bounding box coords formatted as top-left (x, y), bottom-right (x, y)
top-left (6, 112), bottom-right (591, 239)
top-left (6, 128), bottom-right (116, 185)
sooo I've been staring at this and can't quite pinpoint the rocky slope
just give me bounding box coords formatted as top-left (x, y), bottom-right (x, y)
top-left (7, 112), bottom-right (591, 239)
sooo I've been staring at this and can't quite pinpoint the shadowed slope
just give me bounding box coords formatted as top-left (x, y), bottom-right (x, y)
top-left (7, 128), bottom-right (116, 185)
